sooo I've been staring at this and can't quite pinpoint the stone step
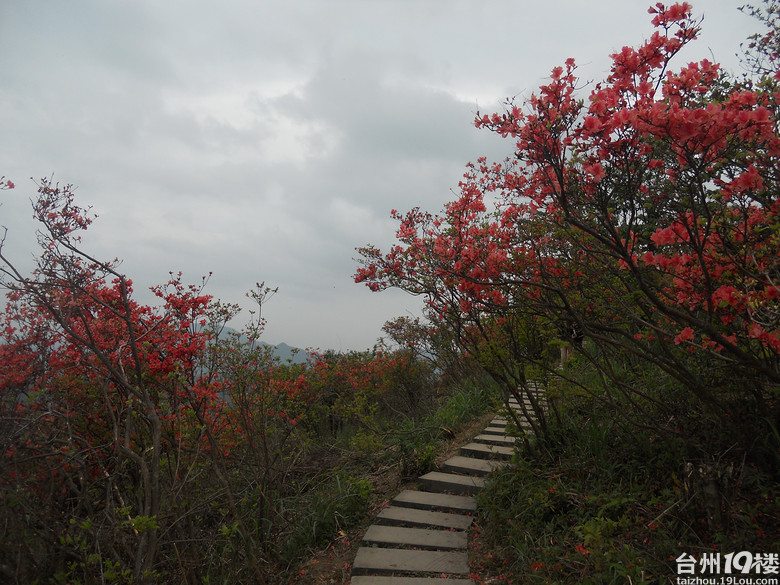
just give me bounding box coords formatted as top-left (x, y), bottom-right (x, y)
top-left (507, 408), bottom-right (533, 416)
top-left (472, 433), bottom-right (517, 446)
top-left (502, 410), bottom-right (536, 423)
top-left (480, 426), bottom-right (507, 436)
top-left (510, 390), bottom-right (545, 396)
top-left (391, 490), bottom-right (477, 513)
top-left (351, 577), bottom-right (475, 585)
top-left (362, 524), bottom-right (468, 550)
top-left (508, 403), bottom-right (536, 412)
top-left (509, 393), bottom-right (546, 400)
top-left (352, 547), bottom-right (469, 576)
top-left (508, 401), bottom-right (546, 410)
top-left (376, 506), bottom-right (473, 530)
top-left (486, 423), bottom-right (507, 432)
top-left (419, 471), bottom-right (485, 495)
top-left (513, 417), bottom-right (537, 426)
top-left (459, 442), bottom-right (514, 460)
top-left (440, 455), bottom-right (507, 476)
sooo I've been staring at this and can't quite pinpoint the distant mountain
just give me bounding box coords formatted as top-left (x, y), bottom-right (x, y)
top-left (267, 341), bottom-right (308, 364)
top-left (214, 327), bottom-right (309, 364)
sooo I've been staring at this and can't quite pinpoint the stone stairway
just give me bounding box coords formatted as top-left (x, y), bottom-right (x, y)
top-left (350, 384), bottom-right (544, 585)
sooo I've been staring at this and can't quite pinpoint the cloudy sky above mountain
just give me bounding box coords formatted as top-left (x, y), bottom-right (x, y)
top-left (0, 1), bottom-right (758, 351)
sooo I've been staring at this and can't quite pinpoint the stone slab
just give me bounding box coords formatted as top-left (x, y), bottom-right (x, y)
top-left (472, 433), bottom-right (517, 446)
top-left (362, 524), bottom-right (467, 550)
top-left (441, 455), bottom-right (507, 476)
top-left (486, 425), bottom-right (508, 433)
top-left (480, 427), bottom-right (508, 436)
top-left (502, 417), bottom-right (534, 427)
top-left (507, 404), bottom-right (535, 412)
top-left (376, 506), bottom-right (473, 530)
top-left (459, 442), bottom-right (514, 460)
top-left (391, 490), bottom-right (477, 513)
top-left (508, 401), bottom-right (546, 410)
top-left (352, 547), bottom-right (469, 575)
top-left (509, 408), bottom-right (542, 417)
top-left (351, 577), bottom-right (474, 585)
top-left (419, 471), bottom-right (485, 495)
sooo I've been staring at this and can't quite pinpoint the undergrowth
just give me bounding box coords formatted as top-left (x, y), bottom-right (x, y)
top-left (279, 374), bottom-right (496, 579)
top-left (473, 374), bottom-right (780, 584)
top-left (388, 378), bottom-right (497, 478)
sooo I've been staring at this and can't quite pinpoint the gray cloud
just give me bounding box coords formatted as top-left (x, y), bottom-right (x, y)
top-left (0, 0), bottom-right (757, 349)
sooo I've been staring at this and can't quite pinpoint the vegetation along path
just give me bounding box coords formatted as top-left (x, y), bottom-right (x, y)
top-left (349, 383), bottom-right (546, 584)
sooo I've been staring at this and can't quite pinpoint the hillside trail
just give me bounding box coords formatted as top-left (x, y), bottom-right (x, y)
top-left (294, 385), bottom-right (544, 585)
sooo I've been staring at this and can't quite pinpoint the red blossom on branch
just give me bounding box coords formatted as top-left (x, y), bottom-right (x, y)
top-left (355, 2), bottom-right (780, 451)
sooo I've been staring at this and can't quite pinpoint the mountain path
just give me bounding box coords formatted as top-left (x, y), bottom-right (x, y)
top-left (349, 383), bottom-right (545, 585)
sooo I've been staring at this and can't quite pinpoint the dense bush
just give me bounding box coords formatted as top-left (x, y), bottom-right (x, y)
top-left (475, 361), bottom-right (780, 583)
top-left (0, 179), bottom-right (491, 584)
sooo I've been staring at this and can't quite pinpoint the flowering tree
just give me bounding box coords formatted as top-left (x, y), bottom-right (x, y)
top-left (0, 179), bottom-right (291, 583)
top-left (0, 178), bottom-right (446, 583)
top-left (357, 2), bottom-right (780, 465)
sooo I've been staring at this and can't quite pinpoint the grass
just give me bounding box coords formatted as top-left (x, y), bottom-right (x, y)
top-left (386, 377), bottom-right (497, 478)
top-left (277, 473), bottom-right (373, 567)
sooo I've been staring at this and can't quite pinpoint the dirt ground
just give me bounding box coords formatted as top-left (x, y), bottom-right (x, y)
top-left (292, 411), bottom-right (496, 585)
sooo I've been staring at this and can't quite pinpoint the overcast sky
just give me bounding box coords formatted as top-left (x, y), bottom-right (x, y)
top-left (0, 1), bottom-right (758, 352)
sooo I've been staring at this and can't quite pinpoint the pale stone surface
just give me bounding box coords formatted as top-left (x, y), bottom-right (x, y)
top-left (362, 524), bottom-right (468, 550)
top-left (391, 489), bottom-right (477, 513)
top-left (376, 506), bottom-right (473, 530)
top-left (472, 433), bottom-right (517, 446)
top-left (419, 471), bottom-right (485, 495)
top-left (480, 427), bottom-right (507, 436)
top-left (352, 547), bottom-right (470, 575)
top-left (440, 455), bottom-right (507, 476)
top-left (459, 442), bottom-right (514, 460)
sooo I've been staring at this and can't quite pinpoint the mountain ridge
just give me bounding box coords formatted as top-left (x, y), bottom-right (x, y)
top-left (216, 327), bottom-right (309, 364)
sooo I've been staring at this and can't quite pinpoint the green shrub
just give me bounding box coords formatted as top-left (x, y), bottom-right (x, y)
top-left (475, 367), bottom-right (780, 584)
top-left (278, 473), bottom-right (372, 565)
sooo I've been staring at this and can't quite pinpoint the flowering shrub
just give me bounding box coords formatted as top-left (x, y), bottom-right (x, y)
top-left (0, 179), bottom-right (442, 584)
top-left (357, 3), bottom-right (779, 467)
